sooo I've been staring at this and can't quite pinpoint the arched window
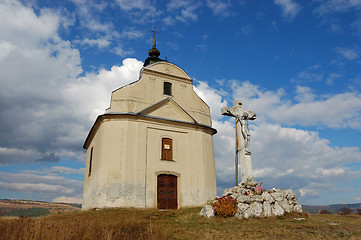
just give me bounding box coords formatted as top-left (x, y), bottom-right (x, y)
top-left (161, 138), bottom-right (173, 160)
top-left (163, 82), bottom-right (172, 96)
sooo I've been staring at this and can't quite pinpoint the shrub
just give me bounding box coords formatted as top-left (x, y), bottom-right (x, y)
top-left (211, 196), bottom-right (237, 218)
top-left (338, 207), bottom-right (352, 215)
top-left (319, 209), bottom-right (332, 214)
top-left (357, 209), bottom-right (361, 215)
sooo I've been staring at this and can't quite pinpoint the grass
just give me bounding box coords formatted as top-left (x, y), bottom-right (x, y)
top-left (0, 207), bottom-right (361, 239)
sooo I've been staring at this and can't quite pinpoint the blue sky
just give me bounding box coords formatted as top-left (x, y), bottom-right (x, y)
top-left (0, 0), bottom-right (360, 205)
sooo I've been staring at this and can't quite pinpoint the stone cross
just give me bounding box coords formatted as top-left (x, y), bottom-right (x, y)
top-left (221, 100), bottom-right (256, 184)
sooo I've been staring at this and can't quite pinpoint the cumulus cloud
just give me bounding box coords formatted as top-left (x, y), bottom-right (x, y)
top-left (194, 81), bottom-right (228, 120)
top-left (0, 0), bottom-right (143, 167)
top-left (274, 0), bottom-right (301, 20)
top-left (230, 81), bottom-right (361, 129)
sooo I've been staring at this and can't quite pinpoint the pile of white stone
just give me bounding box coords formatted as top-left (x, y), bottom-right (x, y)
top-left (200, 179), bottom-right (303, 219)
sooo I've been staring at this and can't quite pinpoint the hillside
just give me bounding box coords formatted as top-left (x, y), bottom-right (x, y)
top-left (1, 207), bottom-right (361, 239)
top-left (303, 203), bottom-right (361, 214)
top-left (0, 199), bottom-right (81, 217)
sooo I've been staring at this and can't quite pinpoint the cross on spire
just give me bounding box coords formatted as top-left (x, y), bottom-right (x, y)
top-left (151, 27), bottom-right (158, 37)
top-left (151, 27), bottom-right (158, 48)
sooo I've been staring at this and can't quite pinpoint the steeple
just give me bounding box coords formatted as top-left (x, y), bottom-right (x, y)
top-left (144, 27), bottom-right (164, 66)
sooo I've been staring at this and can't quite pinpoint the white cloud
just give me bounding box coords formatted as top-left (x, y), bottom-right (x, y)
top-left (163, 16), bottom-right (176, 25)
top-left (114, 46), bottom-right (135, 57)
top-left (336, 47), bottom-right (359, 60)
top-left (0, 0), bottom-right (144, 167)
top-left (120, 29), bottom-right (144, 39)
top-left (274, 0), bottom-right (301, 20)
top-left (53, 195), bottom-right (82, 204)
top-left (0, 147), bottom-right (41, 166)
top-left (299, 183), bottom-right (334, 197)
top-left (315, 0), bottom-right (361, 16)
top-left (290, 65), bottom-right (324, 83)
top-left (0, 171), bottom-right (83, 200)
top-left (0, 182), bottom-right (74, 194)
top-left (326, 73), bottom-right (342, 85)
top-left (230, 81), bottom-right (361, 129)
top-left (47, 166), bottom-right (85, 175)
top-left (316, 167), bottom-right (346, 176)
top-left (294, 86), bottom-right (316, 102)
top-left (116, 0), bottom-right (151, 11)
top-left (77, 37), bottom-right (111, 48)
top-left (206, 0), bottom-right (233, 17)
top-left (194, 81), bottom-right (228, 120)
top-left (241, 24), bottom-right (253, 36)
top-left (167, 0), bottom-right (201, 23)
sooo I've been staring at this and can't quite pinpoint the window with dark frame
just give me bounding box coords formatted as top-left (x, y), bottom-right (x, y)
top-left (88, 147), bottom-right (93, 177)
top-left (161, 138), bottom-right (173, 161)
top-left (163, 82), bottom-right (172, 96)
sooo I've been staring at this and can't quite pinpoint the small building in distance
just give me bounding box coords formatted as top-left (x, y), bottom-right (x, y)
top-left (82, 35), bottom-right (217, 210)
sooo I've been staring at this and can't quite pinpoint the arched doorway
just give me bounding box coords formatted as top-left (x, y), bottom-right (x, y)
top-left (157, 174), bottom-right (177, 209)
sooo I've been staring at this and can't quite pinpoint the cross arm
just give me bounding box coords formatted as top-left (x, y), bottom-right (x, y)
top-left (221, 106), bottom-right (235, 117)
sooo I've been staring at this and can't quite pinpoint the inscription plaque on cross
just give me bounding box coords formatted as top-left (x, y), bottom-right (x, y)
top-left (221, 100), bottom-right (256, 185)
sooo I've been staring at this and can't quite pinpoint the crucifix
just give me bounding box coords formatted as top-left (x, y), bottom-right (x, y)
top-left (151, 27), bottom-right (158, 48)
top-left (221, 100), bottom-right (256, 185)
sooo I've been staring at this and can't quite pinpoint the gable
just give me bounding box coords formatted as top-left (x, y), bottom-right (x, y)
top-left (137, 98), bottom-right (197, 124)
top-left (146, 62), bottom-right (191, 80)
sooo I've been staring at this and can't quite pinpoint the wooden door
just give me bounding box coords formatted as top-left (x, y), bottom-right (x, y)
top-left (157, 174), bottom-right (177, 209)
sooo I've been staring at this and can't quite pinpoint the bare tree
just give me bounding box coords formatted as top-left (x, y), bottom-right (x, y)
top-left (338, 207), bottom-right (352, 215)
top-left (319, 209), bottom-right (332, 214)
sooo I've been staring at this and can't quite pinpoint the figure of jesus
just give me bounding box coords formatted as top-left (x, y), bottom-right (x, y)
top-left (222, 100), bottom-right (256, 154)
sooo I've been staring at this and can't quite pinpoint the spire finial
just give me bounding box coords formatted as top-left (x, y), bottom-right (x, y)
top-left (147, 27), bottom-right (160, 58)
top-left (144, 27), bottom-right (163, 66)
top-left (151, 27), bottom-right (158, 48)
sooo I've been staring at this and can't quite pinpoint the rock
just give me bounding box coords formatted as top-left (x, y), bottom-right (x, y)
top-left (222, 188), bottom-right (234, 196)
top-left (199, 204), bottom-right (214, 218)
top-left (241, 178), bottom-right (258, 190)
top-left (235, 203), bottom-right (249, 219)
top-left (294, 204), bottom-right (303, 213)
top-left (270, 192), bottom-right (284, 202)
top-left (200, 182), bottom-right (302, 219)
top-left (284, 189), bottom-right (296, 200)
top-left (272, 201), bottom-right (285, 216)
top-left (248, 202), bottom-right (263, 218)
top-left (263, 201), bottom-right (272, 217)
top-left (262, 191), bottom-right (272, 201)
top-left (237, 195), bottom-right (251, 203)
top-left (252, 195), bottom-right (264, 202)
top-left (280, 199), bottom-right (292, 213)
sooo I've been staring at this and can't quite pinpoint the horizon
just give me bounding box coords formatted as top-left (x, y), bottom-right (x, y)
top-left (0, 0), bottom-right (360, 206)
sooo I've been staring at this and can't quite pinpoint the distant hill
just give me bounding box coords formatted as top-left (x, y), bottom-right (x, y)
top-left (302, 203), bottom-right (361, 214)
top-left (0, 199), bottom-right (81, 217)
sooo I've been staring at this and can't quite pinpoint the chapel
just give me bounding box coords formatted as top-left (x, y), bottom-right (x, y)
top-left (82, 34), bottom-right (217, 210)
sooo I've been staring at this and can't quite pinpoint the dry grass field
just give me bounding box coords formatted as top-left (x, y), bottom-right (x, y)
top-left (1, 207), bottom-right (361, 240)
